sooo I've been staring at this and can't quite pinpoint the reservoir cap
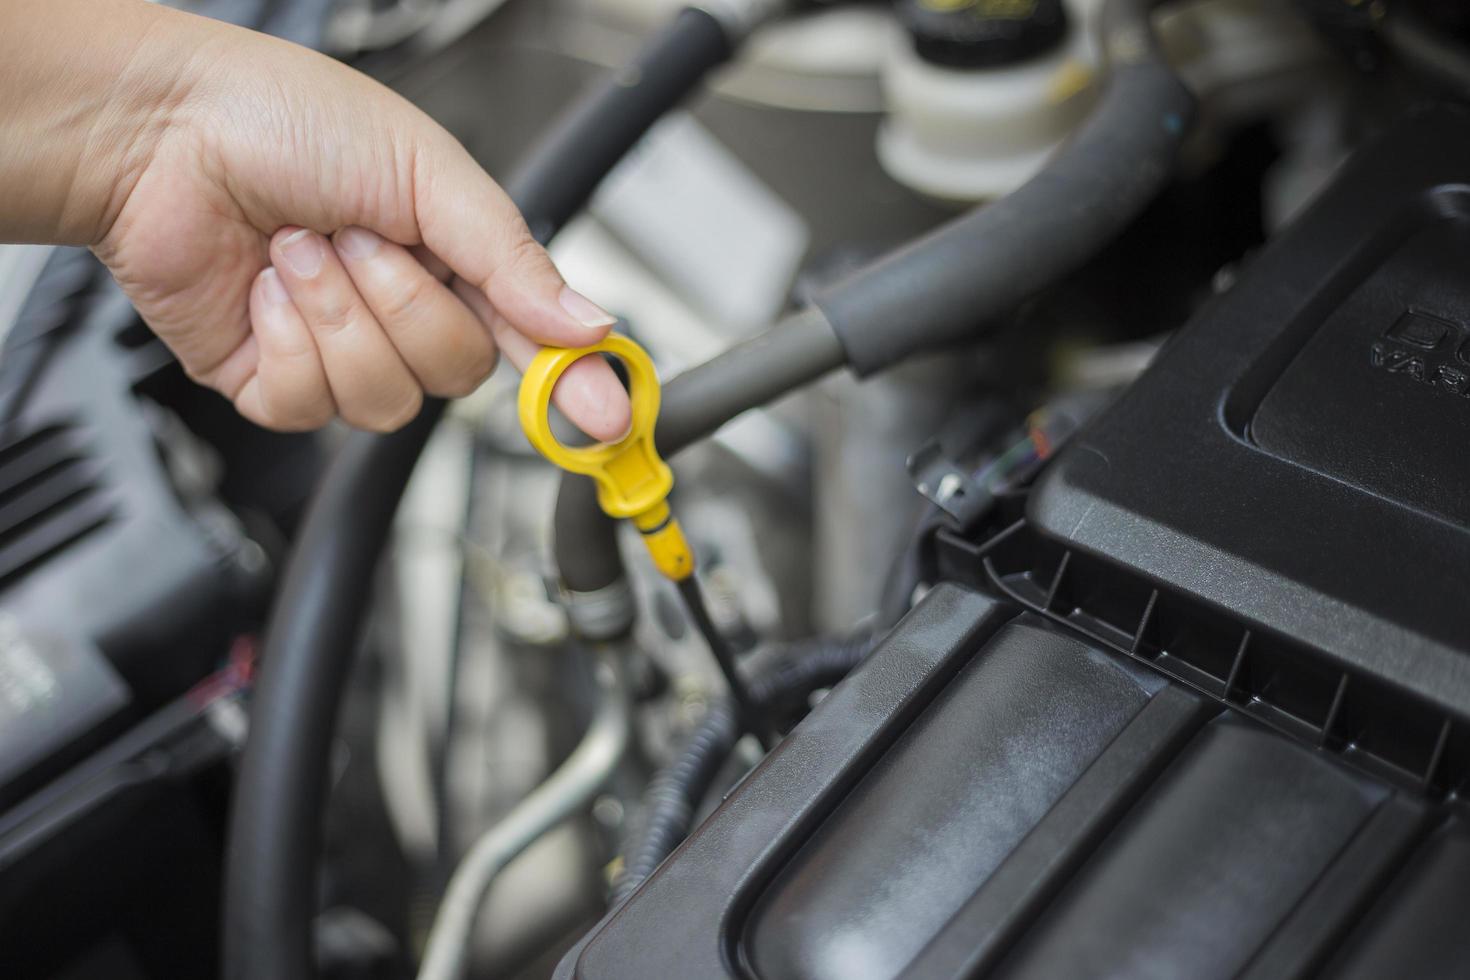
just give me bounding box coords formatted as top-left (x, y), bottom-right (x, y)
top-left (898, 0), bottom-right (1069, 69)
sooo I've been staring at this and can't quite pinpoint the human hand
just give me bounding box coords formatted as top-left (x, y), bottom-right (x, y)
top-left (5, 0), bottom-right (629, 437)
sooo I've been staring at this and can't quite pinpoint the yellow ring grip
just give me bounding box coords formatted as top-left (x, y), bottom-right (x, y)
top-left (517, 335), bottom-right (694, 581)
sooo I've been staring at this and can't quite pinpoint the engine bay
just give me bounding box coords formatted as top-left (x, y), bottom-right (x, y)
top-left (3, 1), bottom-right (1470, 978)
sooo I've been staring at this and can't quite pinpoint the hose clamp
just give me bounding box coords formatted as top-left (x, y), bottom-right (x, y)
top-left (562, 579), bottom-right (637, 641)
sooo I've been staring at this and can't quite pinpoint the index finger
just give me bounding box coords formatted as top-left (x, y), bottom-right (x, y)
top-left (412, 134), bottom-right (616, 348)
top-left (452, 279), bottom-right (631, 444)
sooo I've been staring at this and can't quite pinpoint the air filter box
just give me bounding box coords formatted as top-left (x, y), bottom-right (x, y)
top-left (559, 105), bottom-right (1470, 980)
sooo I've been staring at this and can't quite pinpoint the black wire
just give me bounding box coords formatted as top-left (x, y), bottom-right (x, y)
top-left (674, 576), bottom-right (776, 749)
top-left (878, 503), bottom-right (943, 630)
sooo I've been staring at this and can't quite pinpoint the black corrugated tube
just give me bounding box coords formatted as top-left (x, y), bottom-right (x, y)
top-left (222, 10), bottom-right (747, 980)
top-left (612, 698), bottom-right (739, 904)
top-left (612, 632), bottom-right (874, 903)
top-left (553, 0), bottom-right (1193, 597)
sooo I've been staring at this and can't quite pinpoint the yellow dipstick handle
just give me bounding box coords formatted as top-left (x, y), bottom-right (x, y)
top-left (517, 335), bottom-right (694, 581)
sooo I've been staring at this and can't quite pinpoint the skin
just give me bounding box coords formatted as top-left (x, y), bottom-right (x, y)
top-left (0, 0), bottom-right (631, 438)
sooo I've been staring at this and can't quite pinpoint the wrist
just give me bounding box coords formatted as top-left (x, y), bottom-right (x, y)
top-left (0, 0), bottom-right (217, 246)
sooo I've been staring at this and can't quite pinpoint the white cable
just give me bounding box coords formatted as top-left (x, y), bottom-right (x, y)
top-left (416, 654), bottom-right (631, 980)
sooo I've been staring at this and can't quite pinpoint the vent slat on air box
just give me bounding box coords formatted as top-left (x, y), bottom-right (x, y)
top-left (938, 518), bottom-right (1470, 798)
top-left (0, 423), bottom-right (90, 500)
top-left (0, 421), bottom-right (112, 586)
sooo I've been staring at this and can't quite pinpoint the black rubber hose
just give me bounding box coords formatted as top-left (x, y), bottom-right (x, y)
top-left (554, 480), bottom-right (627, 594)
top-left (222, 11), bottom-right (744, 980)
top-left (511, 7), bottom-right (732, 242)
top-left (612, 632), bottom-right (874, 902)
top-left (222, 405), bottom-right (443, 980)
top-left (654, 308), bottom-right (847, 454)
top-left (813, 0), bottom-right (1191, 374)
top-left (1382, 4), bottom-right (1470, 97)
top-left (552, 0), bottom-right (1192, 598)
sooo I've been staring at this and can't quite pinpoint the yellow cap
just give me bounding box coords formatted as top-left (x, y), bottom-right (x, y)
top-left (518, 334), bottom-right (695, 581)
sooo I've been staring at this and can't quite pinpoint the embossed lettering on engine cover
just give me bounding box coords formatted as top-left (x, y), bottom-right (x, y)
top-left (1369, 310), bottom-right (1470, 396)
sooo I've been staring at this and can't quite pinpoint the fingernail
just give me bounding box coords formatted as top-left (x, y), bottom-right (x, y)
top-left (278, 229), bottom-right (324, 278)
top-left (558, 286), bottom-right (617, 330)
top-left (259, 268), bottom-right (289, 306)
top-left (335, 226), bottom-right (380, 260)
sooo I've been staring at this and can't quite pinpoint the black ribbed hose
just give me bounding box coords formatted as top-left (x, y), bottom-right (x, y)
top-left (222, 10), bottom-right (744, 980)
top-left (508, 7), bottom-right (735, 241)
top-left (551, 0), bottom-right (1194, 598)
top-left (813, 0), bottom-right (1191, 373)
top-left (612, 632), bottom-right (875, 903)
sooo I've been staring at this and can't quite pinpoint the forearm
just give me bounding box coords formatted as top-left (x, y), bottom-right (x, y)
top-left (0, 0), bottom-right (215, 245)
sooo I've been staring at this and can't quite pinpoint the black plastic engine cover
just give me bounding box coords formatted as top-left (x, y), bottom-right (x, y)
top-left (746, 617), bottom-right (1167, 980)
top-left (560, 106), bottom-right (1470, 979)
top-left (0, 256), bottom-right (323, 979)
top-left (0, 259), bottom-right (320, 809)
top-left (1027, 103), bottom-right (1470, 723)
top-left (559, 586), bottom-right (1467, 979)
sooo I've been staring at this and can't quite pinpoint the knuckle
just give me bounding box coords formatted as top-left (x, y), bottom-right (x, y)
top-left (431, 344), bottom-right (497, 399)
top-left (179, 349), bottom-right (230, 390)
top-left (372, 268), bottom-right (434, 326)
top-left (262, 412), bottom-right (308, 434)
top-left (263, 390), bottom-right (334, 433)
top-left (433, 370), bottom-right (482, 400)
top-left (379, 390), bottom-right (425, 432)
top-left (182, 362), bottom-right (213, 387)
top-left (304, 293), bottom-right (358, 336)
top-left (487, 228), bottom-right (551, 295)
top-left (255, 402), bottom-right (302, 433)
top-left (294, 403), bottom-right (337, 432)
top-left (338, 404), bottom-right (376, 431)
top-left (345, 389), bottom-right (423, 433)
top-left (394, 401), bottom-right (425, 432)
top-left (504, 230), bottom-right (547, 273)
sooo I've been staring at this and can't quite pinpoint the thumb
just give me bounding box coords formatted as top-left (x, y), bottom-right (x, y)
top-left (411, 135), bottom-right (616, 346)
